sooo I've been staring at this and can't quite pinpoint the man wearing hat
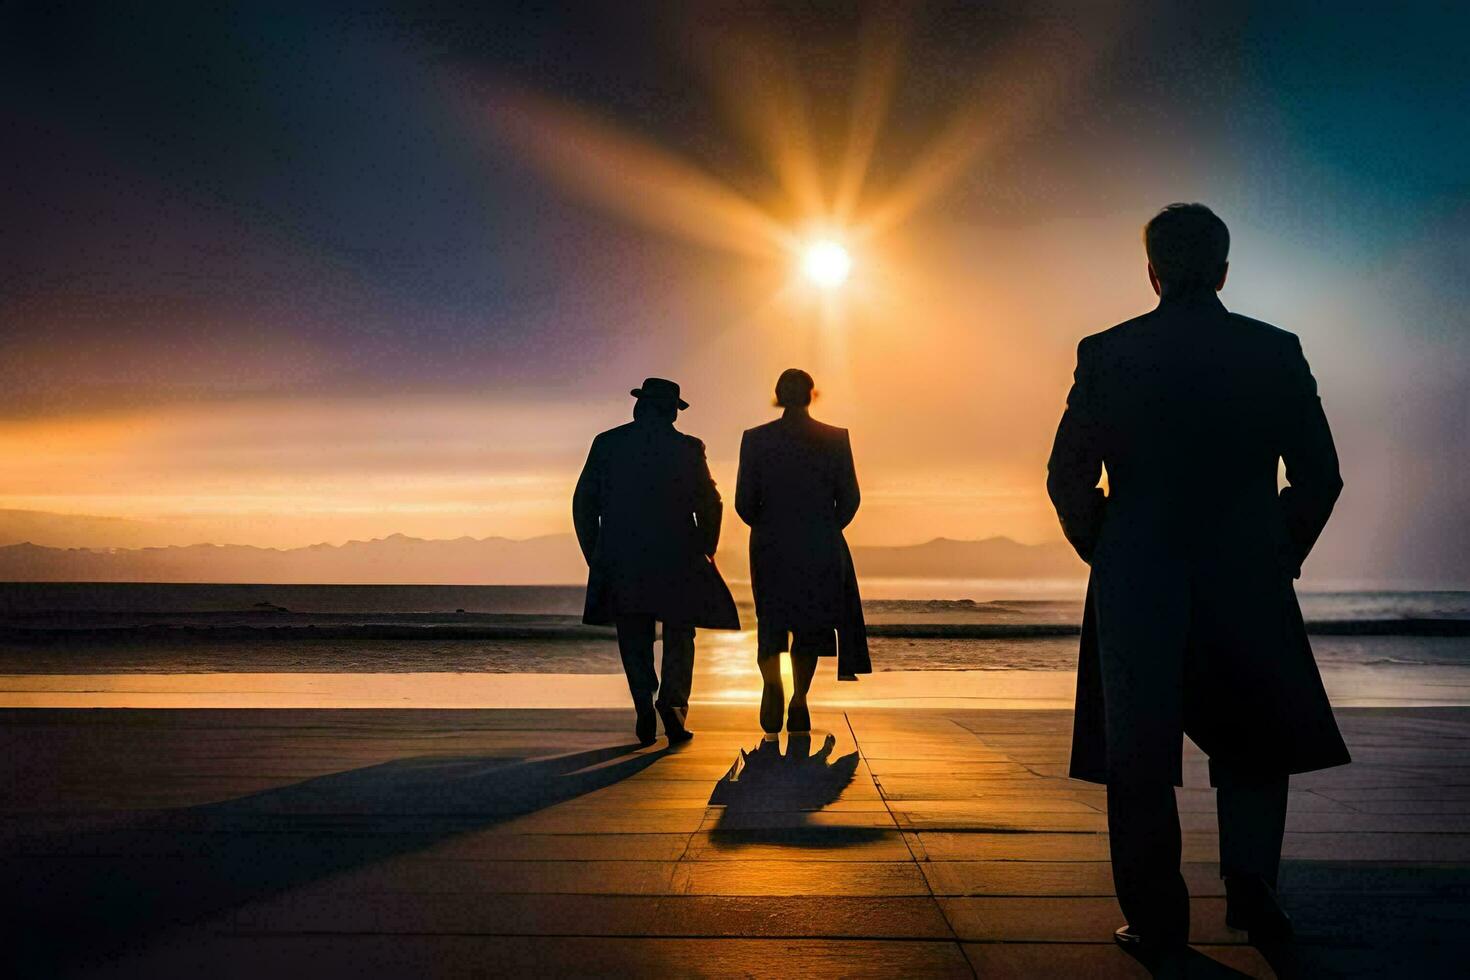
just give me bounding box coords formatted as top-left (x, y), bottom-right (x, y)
top-left (573, 378), bottom-right (740, 745)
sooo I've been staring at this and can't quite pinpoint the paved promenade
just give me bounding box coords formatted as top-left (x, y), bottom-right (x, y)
top-left (3, 705), bottom-right (1468, 977)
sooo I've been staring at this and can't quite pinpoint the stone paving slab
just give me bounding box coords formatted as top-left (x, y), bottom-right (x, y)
top-left (682, 828), bottom-right (914, 862)
top-left (872, 775), bottom-right (1101, 798)
top-left (699, 809), bottom-right (898, 831)
top-left (893, 809), bottom-right (1108, 832)
top-left (287, 857), bottom-right (687, 895)
top-left (422, 832), bottom-right (694, 862)
top-left (95, 935), bottom-right (980, 979)
top-left (940, 896), bottom-right (1239, 944)
top-left (920, 860), bottom-right (1228, 897)
top-left (673, 859), bottom-right (930, 896)
top-left (227, 892), bottom-right (959, 938)
top-left (962, 942), bottom-right (1273, 978)
top-left (915, 831), bottom-right (1116, 862)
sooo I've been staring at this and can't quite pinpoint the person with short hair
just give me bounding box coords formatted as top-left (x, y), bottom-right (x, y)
top-left (736, 369), bottom-right (870, 736)
top-left (1048, 203), bottom-right (1348, 955)
top-left (573, 378), bottom-right (740, 746)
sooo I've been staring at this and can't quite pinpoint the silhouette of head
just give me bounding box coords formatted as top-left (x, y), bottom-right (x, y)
top-left (774, 368), bottom-right (815, 409)
top-left (1144, 203), bottom-right (1230, 296)
top-left (631, 377), bottom-right (686, 423)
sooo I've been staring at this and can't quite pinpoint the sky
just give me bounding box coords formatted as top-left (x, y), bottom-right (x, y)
top-left (2, 1), bottom-right (1467, 586)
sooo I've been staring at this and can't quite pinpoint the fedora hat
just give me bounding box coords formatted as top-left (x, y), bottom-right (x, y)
top-left (630, 377), bottom-right (688, 410)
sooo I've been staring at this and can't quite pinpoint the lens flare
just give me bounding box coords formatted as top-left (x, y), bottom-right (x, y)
top-left (802, 240), bottom-right (852, 288)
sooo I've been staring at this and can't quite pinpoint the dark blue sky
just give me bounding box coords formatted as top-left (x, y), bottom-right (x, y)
top-left (6, 2), bottom-right (1460, 404)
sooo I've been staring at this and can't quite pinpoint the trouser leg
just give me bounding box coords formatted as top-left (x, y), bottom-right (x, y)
top-left (757, 651), bottom-right (784, 687)
top-left (789, 651), bottom-right (818, 700)
top-left (615, 615), bottom-right (657, 701)
top-left (756, 640), bottom-right (784, 734)
top-left (1107, 782), bottom-right (1190, 941)
top-left (656, 624), bottom-right (695, 709)
top-left (789, 630), bottom-right (829, 700)
top-left (1216, 769), bottom-right (1289, 887)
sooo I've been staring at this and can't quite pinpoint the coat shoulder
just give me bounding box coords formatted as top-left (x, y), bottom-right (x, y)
top-left (677, 430), bottom-right (708, 454)
top-left (741, 420), bottom-right (783, 448)
top-left (809, 419), bottom-right (850, 448)
top-left (744, 419), bottom-right (782, 437)
top-left (594, 422), bottom-right (638, 444)
top-left (1083, 311), bottom-right (1156, 353)
top-left (1226, 312), bottom-right (1300, 350)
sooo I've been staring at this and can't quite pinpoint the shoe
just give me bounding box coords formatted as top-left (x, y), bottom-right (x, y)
top-left (1225, 875), bottom-right (1294, 942)
top-left (759, 682), bottom-right (784, 734)
top-left (1113, 923), bottom-right (1187, 953)
top-left (786, 698), bottom-right (811, 733)
top-left (656, 701), bottom-right (694, 744)
top-left (634, 696), bottom-right (657, 746)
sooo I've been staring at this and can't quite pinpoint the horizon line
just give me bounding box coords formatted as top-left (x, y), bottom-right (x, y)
top-left (0, 531), bottom-right (1063, 554)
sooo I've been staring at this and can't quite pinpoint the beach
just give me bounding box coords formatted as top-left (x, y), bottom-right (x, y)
top-left (2, 583), bottom-right (1468, 711)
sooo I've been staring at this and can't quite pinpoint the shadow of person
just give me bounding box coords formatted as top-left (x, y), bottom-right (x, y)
top-left (707, 732), bottom-right (885, 848)
top-left (1250, 858), bottom-right (1470, 978)
top-left (1115, 944), bottom-right (1262, 979)
top-left (711, 733), bottom-right (857, 812)
top-left (4, 741), bottom-right (667, 974)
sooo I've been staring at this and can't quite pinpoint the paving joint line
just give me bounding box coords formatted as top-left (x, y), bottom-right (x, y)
top-left (843, 710), bottom-right (975, 977)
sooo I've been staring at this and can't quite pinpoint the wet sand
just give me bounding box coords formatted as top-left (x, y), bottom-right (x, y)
top-left (3, 622), bottom-right (1467, 710)
top-left (5, 662), bottom-right (1470, 710)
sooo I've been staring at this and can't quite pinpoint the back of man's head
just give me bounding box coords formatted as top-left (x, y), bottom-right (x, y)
top-left (633, 397), bottom-right (677, 424)
top-left (774, 368), bottom-right (815, 409)
top-left (1144, 203), bottom-right (1230, 292)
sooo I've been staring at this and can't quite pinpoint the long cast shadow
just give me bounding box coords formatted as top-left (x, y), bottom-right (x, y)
top-left (1260, 859), bottom-right (1470, 978)
top-left (707, 732), bottom-right (888, 848)
top-left (1117, 859), bottom-right (1470, 978)
top-left (3, 740), bottom-right (667, 974)
top-left (1115, 946), bottom-right (1257, 979)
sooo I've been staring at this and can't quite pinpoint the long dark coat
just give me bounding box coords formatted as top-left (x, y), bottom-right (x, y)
top-left (1048, 291), bottom-right (1350, 786)
top-left (573, 419), bottom-right (739, 630)
top-left (735, 413), bottom-right (870, 677)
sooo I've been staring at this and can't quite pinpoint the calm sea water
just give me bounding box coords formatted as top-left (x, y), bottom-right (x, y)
top-left (0, 582), bottom-right (1465, 679)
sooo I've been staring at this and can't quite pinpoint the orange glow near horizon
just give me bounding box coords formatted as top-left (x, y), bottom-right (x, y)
top-left (0, 394), bottom-right (1071, 551)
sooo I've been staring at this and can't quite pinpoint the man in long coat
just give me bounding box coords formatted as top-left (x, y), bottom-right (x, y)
top-left (573, 378), bottom-right (739, 746)
top-left (1047, 204), bottom-right (1348, 953)
top-left (735, 369), bottom-right (870, 735)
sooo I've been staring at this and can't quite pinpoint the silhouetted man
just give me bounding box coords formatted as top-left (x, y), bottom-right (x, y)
top-left (573, 378), bottom-right (739, 746)
top-left (1047, 204), bottom-right (1349, 954)
top-left (735, 368), bottom-right (870, 737)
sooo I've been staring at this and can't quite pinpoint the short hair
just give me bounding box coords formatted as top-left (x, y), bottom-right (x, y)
top-left (774, 368), bottom-right (815, 408)
top-left (1144, 203), bottom-right (1229, 290)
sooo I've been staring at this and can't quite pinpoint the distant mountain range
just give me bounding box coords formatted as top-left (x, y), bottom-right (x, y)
top-left (0, 533), bottom-right (1085, 584)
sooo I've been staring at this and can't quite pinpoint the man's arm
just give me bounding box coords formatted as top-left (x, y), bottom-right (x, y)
top-left (834, 430), bottom-right (861, 530)
top-left (1278, 337), bottom-right (1343, 576)
top-left (1047, 338), bottom-right (1107, 563)
top-left (571, 438), bottom-right (603, 565)
top-left (691, 439), bottom-right (723, 558)
top-left (734, 431), bottom-right (759, 527)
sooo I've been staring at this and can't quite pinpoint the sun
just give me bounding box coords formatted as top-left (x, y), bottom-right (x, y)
top-left (801, 240), bottom-right (852, 289)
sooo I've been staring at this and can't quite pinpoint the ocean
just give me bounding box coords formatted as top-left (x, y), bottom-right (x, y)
top-left (1, 582), bottom-right (1466, 682)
